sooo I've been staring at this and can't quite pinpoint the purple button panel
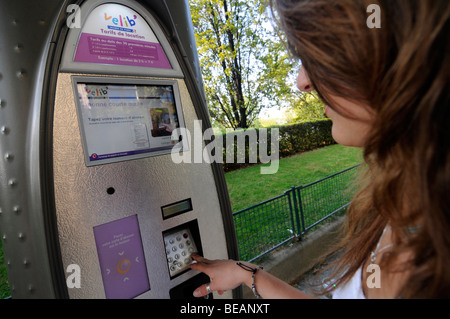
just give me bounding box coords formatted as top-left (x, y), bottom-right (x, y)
top-left (93, 215), bottom-right (150, 299)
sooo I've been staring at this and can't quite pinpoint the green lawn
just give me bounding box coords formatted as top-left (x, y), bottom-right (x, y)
top-left (0, 239), bottom-right (10, 299)
top-left (225, 144), bottom-right (363, 212)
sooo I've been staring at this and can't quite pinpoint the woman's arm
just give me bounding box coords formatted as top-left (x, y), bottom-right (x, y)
top-left (190, 254), bottom-right (314, 299)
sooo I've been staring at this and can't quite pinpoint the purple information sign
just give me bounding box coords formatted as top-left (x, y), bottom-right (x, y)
top-left (93, 215), bottom-right (150, 299)
top-left (74, 33), bottom-right (171, 69)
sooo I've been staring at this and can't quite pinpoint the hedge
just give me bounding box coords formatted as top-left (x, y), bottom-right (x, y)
top-left (215, 119), bottom-right (336, 172)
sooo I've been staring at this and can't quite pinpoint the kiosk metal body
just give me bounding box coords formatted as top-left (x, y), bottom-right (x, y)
top-left (0, 0), bottom-right (238, 299)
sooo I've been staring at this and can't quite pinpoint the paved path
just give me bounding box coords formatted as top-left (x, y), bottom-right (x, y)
top-left (293, 250), bottom-right (343, 299)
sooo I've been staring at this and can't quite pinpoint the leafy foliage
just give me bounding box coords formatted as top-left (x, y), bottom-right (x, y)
top-left (289, 91), bottom-right (328, 123)
top-left (218, 119), bottom-right (336, 172)
top-left (190, 0), bottom-right (296, 129)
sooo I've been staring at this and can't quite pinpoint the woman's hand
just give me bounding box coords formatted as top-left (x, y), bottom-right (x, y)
top-left (190, 254), bottom-right (253, 298)
top-left (190, 254), bottom-right (314, 299)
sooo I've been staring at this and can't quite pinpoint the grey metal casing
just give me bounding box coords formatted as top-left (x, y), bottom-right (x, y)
top-left (0, 0), bottom-right (67, 299)
top-left (53, 73), bottom-right (231, 298)
top-left (0, 0), bottom-right (238, 299)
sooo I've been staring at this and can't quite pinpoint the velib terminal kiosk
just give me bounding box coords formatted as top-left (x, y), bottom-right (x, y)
top-left (0, 0), bottom-right (239, 299)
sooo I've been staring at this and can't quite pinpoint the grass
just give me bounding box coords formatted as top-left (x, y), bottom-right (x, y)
top-left (225, 144), bottom-right (363, 212)
top-left (228, 144), bottom-right (362, 261)
top-left (0, 239), bottom-right (10, 299)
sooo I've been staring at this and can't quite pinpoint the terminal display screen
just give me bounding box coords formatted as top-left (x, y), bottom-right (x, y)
top-left (74, 79), bottom-right (185, 165)
top-left (161, 199), bottom-right (193, 220)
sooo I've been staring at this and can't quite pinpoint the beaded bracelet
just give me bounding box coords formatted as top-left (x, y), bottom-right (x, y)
top-left (236, 262), bottom-right (263, 298)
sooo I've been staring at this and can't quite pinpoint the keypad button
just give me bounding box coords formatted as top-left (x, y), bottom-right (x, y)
top-left (164, 228), bottom-right (198, 277)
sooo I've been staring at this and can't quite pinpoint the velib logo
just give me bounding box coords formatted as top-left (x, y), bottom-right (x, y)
top-left (85, 86), bottom-right (108, 97)
top-left (104, 11), bottom-right (137, 32)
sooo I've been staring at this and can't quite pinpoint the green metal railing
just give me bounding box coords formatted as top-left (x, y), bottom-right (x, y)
top-left (233, 165), bottom-right (360, 262)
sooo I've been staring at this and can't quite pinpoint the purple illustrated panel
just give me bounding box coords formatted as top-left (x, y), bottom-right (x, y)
top-left (93, 215), bottom-right (150, 299)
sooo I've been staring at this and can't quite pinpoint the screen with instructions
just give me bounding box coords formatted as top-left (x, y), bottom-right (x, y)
top-left (75, 81), bottom-right (184, 165)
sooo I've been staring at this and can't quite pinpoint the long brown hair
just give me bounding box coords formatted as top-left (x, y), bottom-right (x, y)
top-left (271, 0), bottom-right (450, 298)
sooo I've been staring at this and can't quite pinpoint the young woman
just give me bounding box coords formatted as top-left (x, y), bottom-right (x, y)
top-left (191, 0), bottom-right (450, 299)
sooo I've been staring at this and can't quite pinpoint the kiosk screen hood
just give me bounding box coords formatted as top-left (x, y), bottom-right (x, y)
top-left (61, 1), bottom-right (182, 77)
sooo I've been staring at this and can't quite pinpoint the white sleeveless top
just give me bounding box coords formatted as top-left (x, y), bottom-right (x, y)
top-left (332, 267), bottom-right (366, 299)
top-left (333, 225), bottom-right (392, 299)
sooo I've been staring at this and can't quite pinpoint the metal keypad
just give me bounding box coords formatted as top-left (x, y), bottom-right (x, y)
top-left (164, 228), bottom-right (198, 277)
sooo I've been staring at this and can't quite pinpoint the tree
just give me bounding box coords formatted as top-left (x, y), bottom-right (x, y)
top-left (190, 0), bottom-right (295, 129)
top-left (289, 91), bottom-right (328, 123)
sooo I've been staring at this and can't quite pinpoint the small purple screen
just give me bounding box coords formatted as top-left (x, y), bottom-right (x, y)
top-left (93, 215), bottom-right (150, 299)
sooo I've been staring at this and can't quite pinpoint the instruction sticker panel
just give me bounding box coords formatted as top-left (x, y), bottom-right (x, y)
top-left (73, 3), bottom-right (171, 69)
top-left (93, 215), bottom-right (150, 299)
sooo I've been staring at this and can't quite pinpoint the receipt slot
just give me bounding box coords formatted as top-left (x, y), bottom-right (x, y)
top-left (0, 0), bottom-right (238, 299)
